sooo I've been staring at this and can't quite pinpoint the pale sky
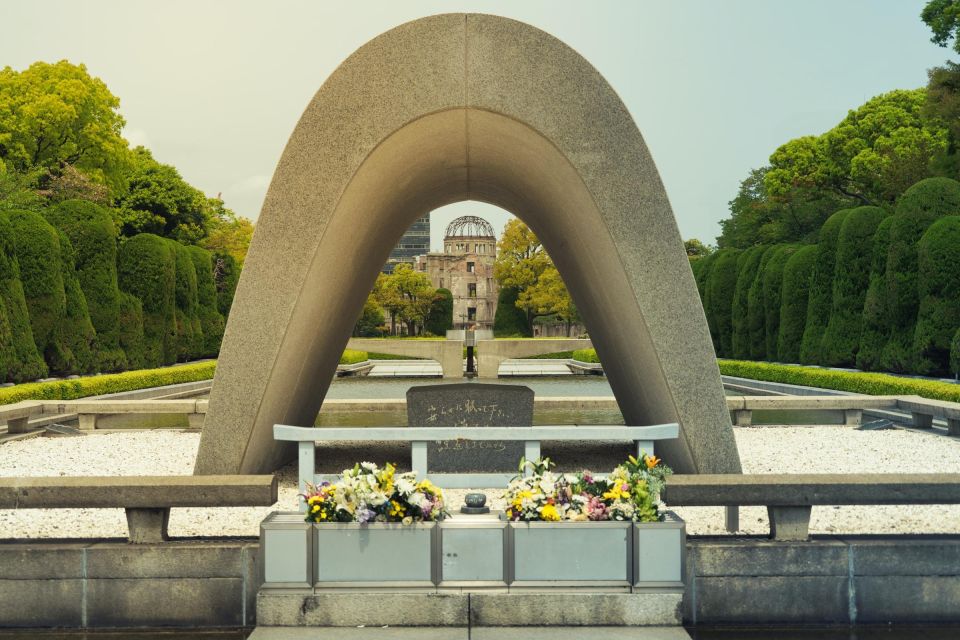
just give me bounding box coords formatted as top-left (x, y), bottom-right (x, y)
top-left (0, 1), bottom-right (952, 249)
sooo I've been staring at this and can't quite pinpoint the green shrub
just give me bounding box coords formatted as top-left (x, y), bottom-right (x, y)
top-left (893, 177), bottom-right (960, 220)
top-left (0, 210), bottom-right (46, 382)
top-left (213, 252), bottom-right (239, 318)
top-left (880, 178), bottom-right (960, 371)
top-left (7, 209), bottom-right (96, 375)
top-left (46, 200), bottom-right (126, 371)
top-left (339, 349), bottom-right (369, 365)
top-left (117, 291), bottom-right (146, 370)
top-left (692, 252), bottom-right (716, 297)
top-left (572, 348), bottom-right (599, 363)
top-left (731, 246), bottom-right (765, 359)
top-left (820, 206), bottom-right (889, 367)
top-left (705, 249), bottom-right (741, 356)
top-left (951, 328), bottom-right (960, 378)
top-left (117, 234), bottom-right (177, 367)
top-left (0, 360), bottom-right (217, 405)
top-left (529, 351), bottom-right (574, 359)
top-left (719, 359), bottom-right (960, 403)
top-left (761, 245), bottom-right (798, 361)
top-left (54, 227), bottom-right (97, 375)
top-left (494, 286), bottom-right (531, 337)
top-left (747, 246), bottom-right (779, 360)
top-left (912, 216), bottom-right (960, 375)
top-left (170, 240), bottom-right (202, 361)
top-left (187, 246), bottom-right (225, 357)
top-left (425, 288), bottom-right (453, 336)
top-left (777, 245), bottom-right (817, 363)
top-left (367, 352), bottom-right (421, 361)
top-left (857, 216), bottom-right (896, 371)
top-left (800, 208), bottom-right (852, 364)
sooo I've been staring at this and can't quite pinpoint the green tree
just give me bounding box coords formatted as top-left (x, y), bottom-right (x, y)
top-left (820, 206), bottom-right (889, 367)
top-left (766, 90), bottom-right (948, 207)
top-left (117, 234), bottom-right (177, 367)
top-left (379, 263), bottom-right (435, 335)
top-left (760, 245), bottom-right (799, 361)
top-left (353, 292), bottom-right (385, 337)
top-left (424, 288), bottom-right (452, 336)
top-left (857, 216), bottom-right (896, 371)
top-left (800, 208), bottom-right (852, 364)
top-left (116, 147), bottom-right (212, 244)
top-left (494, 218), bottom-right (556, 332)
top-left (777, 245), bottom-right (817, 363)
top-left (704, 249), bottom-right (741, 357)
top-left (0, 210), bottom-right (46, 382)
top-left (912, 216), bottom-right (960, 375)
top-left (45, 199), bottom-right (127, 371)
top-left (117, 291), bottom-right (145, 369)
top-left (493, 286), bottom-right (532, 337)
top-left (200, 197), bottom-right (254, 267)
top-left (0, 60), bottom-right (129, 194)
top-left (731, 246), bottom-right (765, 359)
top-left (951, 327), bottom-right (960, 378)
top-left (684, 238), bottom-right (713, 260)
top-left (881, 177), bottom-right (960, 371)
top-left (213, 251), bottom-right (239, 318)
top-left (517, 264), bottom-right (580, 337)
top-left (749, 246), bottom-right (788, 361)
top-left (922, 0), bottom-right (960, 53)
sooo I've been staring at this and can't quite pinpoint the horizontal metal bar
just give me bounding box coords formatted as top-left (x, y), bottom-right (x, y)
top-left (275, 423), bottom-right (679, 442)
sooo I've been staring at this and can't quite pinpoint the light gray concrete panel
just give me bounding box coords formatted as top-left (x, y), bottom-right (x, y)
top-left (315, 526), bottom-right (433, 583)
top-left (512, 524), bottom-right (629, 582)
top-left (0, 578), bottom-right (83, 627)
top-left (855, 575), bottom-right (960, 623)
top-left (196, 14), bottom-right (740, 477)
top-left (85, 577), bottom-right (243, 627)
top-left (695, 576), bottom-right (849, 624)
top-left (256, 592), bottom-right (469, 627)
top-left (470, 592), bottom-right (682, 626)
top-left (635, 527), bottom-right (682, 583)
top-left (264, 529), bottom-right (310, 585)
top-left (441, 527), bottom-right (504, 582)
top-left (0, 543), bottom-right (87, 580)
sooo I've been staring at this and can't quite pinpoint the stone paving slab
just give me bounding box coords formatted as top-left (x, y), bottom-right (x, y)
top-left (249, 627), bottom-right (691, 639)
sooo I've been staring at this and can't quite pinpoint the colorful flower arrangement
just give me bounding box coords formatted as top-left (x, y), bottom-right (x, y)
top-left (503, 454), bottom-right (672, 523)
top-left (301, 462), bottom-right (448, 524)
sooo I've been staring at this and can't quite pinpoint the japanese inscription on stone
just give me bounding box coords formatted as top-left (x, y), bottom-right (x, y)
top-left (406, 383), bottom-right (534, 473)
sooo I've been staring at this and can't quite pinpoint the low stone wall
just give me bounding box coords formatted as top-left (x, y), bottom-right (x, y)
top-left (2, 535), bottom-right (958, 628)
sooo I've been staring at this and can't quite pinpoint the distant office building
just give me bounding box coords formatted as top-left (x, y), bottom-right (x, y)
top-left (383, 213), bottom-right (431, 274)
top-left (415, 215), bottom-right (499, 330)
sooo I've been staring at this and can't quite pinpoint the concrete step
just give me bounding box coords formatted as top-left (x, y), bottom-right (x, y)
top-left (250, 626), bottom-right (691, 639)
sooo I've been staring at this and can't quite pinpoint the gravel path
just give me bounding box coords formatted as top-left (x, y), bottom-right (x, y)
top-left (1, 425), bottom-right (959, 538)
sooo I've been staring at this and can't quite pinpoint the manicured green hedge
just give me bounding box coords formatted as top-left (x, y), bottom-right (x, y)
top-left (188, 246), bottom-right (225, 357)
top-left (117, 291), bottom-right (146, 369)
top-left (46, 200), bottom-right (126, 371)
top-left (820, 206), bottom-right (888, 367)
top-left (425, 288), bottom-right (453, 336)
top-left (952, 329), bottom-right (960, 377)
top-left (893, 177), bottom-right (960, 220)
top-left (912, 216), bottom-right (960, 376)
top-left (214, 252), bottom-right (239, 318)
top-left (0, 210), bottom-right (47, 382)
top-left (800, 208), bottom-right (852, 364)
top-left (857, 215), bottom-right (896, 371)
top-left (0, 360), bottom-right (217, 405)
top-left (117, 234), bottom-right (177, 368)
top-left (761, 245), bottom-right (797, 361)
top-left (705, 248), bottom-right (741, 356)
top-left (54, 226), bottom-right (97, 375)
top-left (777, 245), bottom-right (816, 363)
top-left (339, 349), bottom-right (369, 365)
top-left (718, 359), bottom-right (960, 403)
top-left (572, 348), bottom-right (599, 363)
top-left (747, 246), bottom-right (777, 360)
top-left (368, 352), bottom-right (421, 360)
top-left (171, 240), bottom-right (201, 361)
top-left (731, 246), bottom-right (765, 359)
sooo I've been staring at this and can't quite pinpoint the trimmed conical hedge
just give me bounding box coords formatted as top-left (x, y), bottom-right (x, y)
top-left (880, 179), bottom-right (960, 372)
top-left (118, 291), bottom-right (146, 370)
top-left (425, 287), bottom-right (453, 336)
top-left (748, 246), bottom-right (780, 360)
top-left (820, 206), bottom-right (889, 367)
top-left (857, 215), bottom-right (896, 371)
top-left (45, 199), bottom-right (126, 371)
top-left (188, 246), bottom-right (225, 357)
top-left (952, 328), bottom-right (960, 378)
top-left (118, 234), bottom-right (177, 367)
top-left (214, 252), bottom-right (239, 319)
top-left (732, 246), bottom-right (766, 359)
top-left (493, 286), bottom-right (531, 337)
top-left (800, 209), bottom-right (852, 364)
top-left (0, 211), bottom-right (47, 382)
top-left (705, 248), bottom-right (741, 357)
top-left (762, 245), bottom-right (798, 361)
top-left (170, 240), bottom-right (202, 361)
top-left (777, 245), bottom-right (817, 363)
top-left (7, 209), bottom-right (97, 375)
top-left (912, 216), bottom-right (960, 375)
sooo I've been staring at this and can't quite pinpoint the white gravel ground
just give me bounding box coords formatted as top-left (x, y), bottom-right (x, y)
top-left (1, 425), bottom-right (959, 538)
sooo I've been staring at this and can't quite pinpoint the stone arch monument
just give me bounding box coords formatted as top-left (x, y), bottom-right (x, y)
top-left (195, 14), bottom-right (742, 476)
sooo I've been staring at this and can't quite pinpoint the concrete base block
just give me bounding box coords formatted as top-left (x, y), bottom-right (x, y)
top-left (6, 416), bottom-right (30, 434)
top-left (470, 592), bottom-right (682, 626)
top-left (949, 418), bottom-right (960, 437)
top-left (188, 413), bottom-right (205, 429)
top-left (912, 412), bottom-right (934, 429)
top-left (844, 409), bottom-right (862, 426)
top-left (767, 506), bottom-right (812, 541)
top-left (257, 592), bottom-right (469, 627)
top-left (734, 409), bottom-right (752, 426)
top-left (125, 507), bottom-right (170, 543)
top-left (78, 413), bottom-right (97, 430)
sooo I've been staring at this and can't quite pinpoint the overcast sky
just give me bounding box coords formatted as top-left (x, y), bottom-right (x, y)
top-left (1, 1), bottom-right (953, 249)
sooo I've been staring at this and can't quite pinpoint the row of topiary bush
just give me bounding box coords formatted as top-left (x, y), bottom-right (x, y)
top-left (718, 359), bottom-right (960, 403)
top-left (693, 177), bottom-right (960, 378)
top-left (0, 200), bottom-right (240, 383)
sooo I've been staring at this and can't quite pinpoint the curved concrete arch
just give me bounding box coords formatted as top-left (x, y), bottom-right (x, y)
top-left (195, 14), bottom-right (741, 475)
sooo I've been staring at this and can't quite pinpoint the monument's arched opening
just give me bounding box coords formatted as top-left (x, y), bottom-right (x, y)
top-left (195, 13), bottom-right (741, 477)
